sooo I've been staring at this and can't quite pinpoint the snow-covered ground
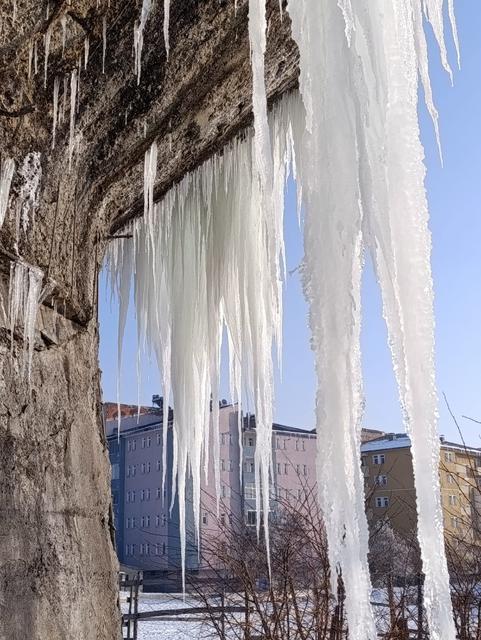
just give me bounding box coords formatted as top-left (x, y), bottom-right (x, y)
top-left (120, 592), bottom-right (215, 640)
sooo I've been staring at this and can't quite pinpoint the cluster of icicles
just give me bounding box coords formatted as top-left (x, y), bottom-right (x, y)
top-left (2, 0), bottom-right (459, 637)
top-left (109, 2), bottom-right (460, 639)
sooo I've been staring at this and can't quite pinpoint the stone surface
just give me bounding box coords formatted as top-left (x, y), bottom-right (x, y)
top-left (0, 0), bottom-right (298, 637)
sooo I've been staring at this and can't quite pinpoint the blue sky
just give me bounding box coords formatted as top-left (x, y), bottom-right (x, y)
top-left (99, 4), bottom-right (481, 445)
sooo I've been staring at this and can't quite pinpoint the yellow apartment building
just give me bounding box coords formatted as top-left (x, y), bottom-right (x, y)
top-left (361, 434), bottom-right (481, 543)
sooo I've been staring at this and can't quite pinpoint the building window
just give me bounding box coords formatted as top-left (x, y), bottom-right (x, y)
top-left (156, 487), bottom-right (161, 499)
top-left (244, 484), bottom-right (256, 500)
top-left (146, 515), bottom-right (150, 527)
top-left (162, 514), bottom-right (166, 526)
top-left (246, 510), bottom-right (257, 526)
top-left (140, 544), bottom-right (144, 555)
top-left (146, 489), bottom-right (151, 501)
top-left (131, 465), bottom-right (136, 477)
top-left (303, 465), bottom-right (307, 476)
top-left (297, 489), bottom-right (303, 500)
top-left (156, 515), bottom-right (160, 527)
top-left (162, 543), bottom-right (166, 555)
top-left (126, 518), bottom-right (130, 529)
top-left (284, 464), bottom-right (288, 475)
top-left (111, 463), bottom-right (119, 480)
top-left (147, 436), bottom-right (151, 448)
top-left (128, 439), bottom-right (137, 452)
top-left (157, 432), bottom-right (162, 446)
top-left (451, 516), bottom-right (460, 529)
top-left (221, 484), bottom-right (230, 499)
top-left (125, 544), bottom-right (130, 556)
top-left (132, 517), bottom-right (136, 528)
top-left (156, 460), bottom-right (161, 472)
top-left (375, 496), bottom-right (389, 508)
top-left (448, 494), bottom-right (458, 506)
top-left (245, 460), bottom-right (254, 474)
top-left (375, 475), bottom-right (388, 487)
top-left (126, 465), bottom-right (131, 478)
top-left (140, 489), bottom-right (145, 501)
top-left (141, 463), bottom-right (145, 474)
top-left (245, 436), bottom-right (254, 447)
top-left (141, 516), bottom-right (145, 527)
top-left (202, 512), bottom-right (208, 525)
top-left (142, 438), bottom-right (146, 449)
top-left (373, 454), bottom-right (385, 465)
top-left (447, 474), bottom-right (455, 484)
top-left (112, 492), bottom-right (119, 505)
top-left (445, 451), bottom-right (455, 463)
top-left (221, 459), bottom-right (225, 471)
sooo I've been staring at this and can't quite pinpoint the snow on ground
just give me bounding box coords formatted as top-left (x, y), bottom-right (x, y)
top-left (120, 592), bottom-right (215, 639)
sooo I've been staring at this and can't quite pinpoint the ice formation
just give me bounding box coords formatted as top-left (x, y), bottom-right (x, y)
top-left (107, 106), bottom-right (291, 588)
top-left (52, 77), bottom-right (60, 149)
top-left (106, 2), bottom-right (458, 637)
top-left (102, 16), bottom-right (107, 74)
top-left (284, 1), bottom-right (456, 639)
top-left (8, 261), bottom-right (44, 382)
top-left (133, 0), bottom-right (152, 84)
top-left (163, 0), bottom-right (170, 57)
top-left (17, 152), bottom-right (42, 234)
top-left (68, 69), bottom-right (77, 169)
top-left (0, 158), bottom-right (15, 230)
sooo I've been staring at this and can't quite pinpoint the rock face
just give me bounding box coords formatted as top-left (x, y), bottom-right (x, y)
top-left (0, 1), bottom-right (298, 638)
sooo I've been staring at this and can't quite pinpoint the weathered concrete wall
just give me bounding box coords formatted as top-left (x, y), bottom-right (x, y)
top-left (0, 0), bottom-right (298, 637)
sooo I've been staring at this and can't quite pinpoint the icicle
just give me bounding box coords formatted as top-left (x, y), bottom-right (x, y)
top-left (102, 16), bottom-right (107, 74)
top-left (12, 0), bottom-right (17, 22)
top-left (44, 27), bottom-right (51, 88)
top-left (34, 41), bottom-right (38, 75)
top-left (0, 158), bottom-right (15, 229)
top-left (68, 68), bottom-right (77, 169)
top-left (18, 152), bottom-right (42, 233)
top-left (8, 261), bottom-right (44, 382)
top-left (61, 15), bottom-right (67, 54)
top-left (163, 0), bottom-right (170, 57)
top-left (28, 42), bottom-right (33, 80)
top-left (84, 35), bottom-right (90, 69)
top-left (108, 95), bottom-right (291, 595)
top-left (133, 0), bottom-right (152, 83)
top-left (286, 1), bottom-right (458, 638)
top-left (52, 76), bottom-right (60, 149)
top-left (247, 0), bottom-right (277, 563)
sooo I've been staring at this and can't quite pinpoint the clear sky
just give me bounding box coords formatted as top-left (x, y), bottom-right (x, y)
top-left (99, 4), bottom-right (481, 446)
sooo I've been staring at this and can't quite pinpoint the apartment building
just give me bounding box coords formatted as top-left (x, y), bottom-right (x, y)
top-left (105, 401), bottom-right (322, 583)
top-left (361, 433), bottom-right (481, 542)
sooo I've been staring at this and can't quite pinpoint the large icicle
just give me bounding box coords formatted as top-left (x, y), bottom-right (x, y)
top-left (247, 0), bottom-right (278, 559)
top-left (163, 0), bottom-right (170, 57)
top-left (0, 158), bottom-right (15, 229)
top-left (285, 2), bottom-right (376, 633)
top-left (287, 1), bottom-right (457, 639)
top-left (361, 2), bottom-right (457, 638)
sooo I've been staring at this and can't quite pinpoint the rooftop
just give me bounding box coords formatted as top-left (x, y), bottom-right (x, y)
top-left (361, 433), bottom-right (481, 456)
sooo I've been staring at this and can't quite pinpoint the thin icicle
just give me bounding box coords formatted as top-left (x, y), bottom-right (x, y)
top-left (61, 14), bottom-right (67, 54)
top-left (18, 152), bottom-right (42, 233)
top-left (0, 158), bottom-right (15, 229)
top-left (102, 16), bottom-right (107, 74)
top-left (52, 76), bottom-right (60, 149)
top-left (28, 42), bottom-right (33, 80)
top-left (68, 68), bottom-right (77, 169)
top-left (84, 35), bottom-right (90, 69)
top-left (133, 0), bottom-right (152, 83)
top-left (44, 27), bottom-right (52, 88)
top-left (163, 0), bottom-right (170, 57)
top-left (247, 0), bottom-right (277, 565)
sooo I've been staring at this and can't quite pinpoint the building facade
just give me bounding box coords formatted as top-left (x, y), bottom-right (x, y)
top-left (361, 433), bottom-right (481, 543)
top-left (105, 402), bottom-right (321, 582)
